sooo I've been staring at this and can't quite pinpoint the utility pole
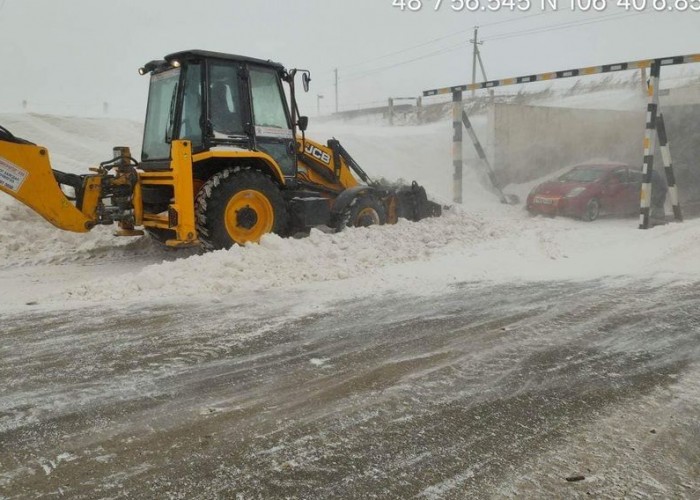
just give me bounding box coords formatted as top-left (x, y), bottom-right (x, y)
top-left (317, 94), bottom-right (324, 116)
top-left (470, 27), bottom-right (482, 97)
top-left (334, 68), bottom-right (339, 113)
top-left (476, 45), bottom-right (494, 100)
top-left (470, 27), bottom-right (494, 99)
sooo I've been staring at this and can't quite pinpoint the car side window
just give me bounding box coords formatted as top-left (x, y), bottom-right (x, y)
top-left (629, 170), bottom-right (644, 184)
top-left (611, 169), bottom-right (627, 183)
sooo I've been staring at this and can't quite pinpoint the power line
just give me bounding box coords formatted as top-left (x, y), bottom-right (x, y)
top-left (486, 10), bottom-right (650, 42)
top-left (338, 10), bottom-right (561, 73)
top-left (339, 44), bottom-right (465, 83)
top-left (332, 12), bottom-right (648, 86)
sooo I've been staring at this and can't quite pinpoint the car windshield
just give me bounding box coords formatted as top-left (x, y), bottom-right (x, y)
top-left (558, 167), bottom-right (606, 183)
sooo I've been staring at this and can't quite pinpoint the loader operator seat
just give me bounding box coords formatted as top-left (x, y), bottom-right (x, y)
top-left (210, 81), bottom-right (242, 136)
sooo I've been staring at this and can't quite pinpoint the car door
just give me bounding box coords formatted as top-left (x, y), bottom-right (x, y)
top-left (600, 169), bottom-right (627, 214)
top-left (625, 169), bottom-right (644, 215)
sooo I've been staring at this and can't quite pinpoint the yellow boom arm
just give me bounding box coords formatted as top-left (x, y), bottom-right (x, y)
top-left (0, 140), bottom-right (96, 232)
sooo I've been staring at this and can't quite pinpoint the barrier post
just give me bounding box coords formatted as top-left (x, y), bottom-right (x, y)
top-left (639, 60), bottom-right (660, 229)
top-left (656, 113), bottom-right (683, 222)
top-left (461, 110), bottom-right (507, 203)
top-left (452, 91), bottom-right (463, 203)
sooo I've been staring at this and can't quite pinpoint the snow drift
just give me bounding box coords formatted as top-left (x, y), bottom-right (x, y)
top-left (1, 109), bottom-right (700, 313)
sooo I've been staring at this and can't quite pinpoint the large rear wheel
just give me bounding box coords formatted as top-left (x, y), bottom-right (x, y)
top-left (195, 168), bottom-right (288, 251)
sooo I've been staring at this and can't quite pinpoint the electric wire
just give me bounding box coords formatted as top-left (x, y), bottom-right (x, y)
top-left (486, 10), bottom-right (651, 42)
top-left (339, 10), bottom-right (559, 72)
top-left (337, 11), bottom-right (652, 85)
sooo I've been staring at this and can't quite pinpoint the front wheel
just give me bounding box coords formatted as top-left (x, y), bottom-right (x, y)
top-left (195, 168), bottom-right (288, 251)
top-left (335, 195), bottom-right (387, 231)
top-left (582, 198), bottom-right (600, 222)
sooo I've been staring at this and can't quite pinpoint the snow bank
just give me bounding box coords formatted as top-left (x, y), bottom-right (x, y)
top-left (56, 205), bottom-right (700, 307)
top-left (0, 114), bottom-right (151, 265)
top-left (63, 208), bottom-right (496, 302)
top-left (3, 111), bottom-right (700, 312)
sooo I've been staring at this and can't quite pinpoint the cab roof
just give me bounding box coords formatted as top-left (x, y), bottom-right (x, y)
top-left (165, 50), bottom-right (285, 71)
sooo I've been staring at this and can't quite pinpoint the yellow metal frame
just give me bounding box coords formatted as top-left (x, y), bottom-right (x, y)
top-left (296, 138), bottom-right (358, 191)
top-left (192, 149), bottom-right (287, 186)
top-left (138, 140), bottom-right (198, 247)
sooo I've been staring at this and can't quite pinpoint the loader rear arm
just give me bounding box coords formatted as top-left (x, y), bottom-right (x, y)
top-left (0, 139), bottom-right (97, 232)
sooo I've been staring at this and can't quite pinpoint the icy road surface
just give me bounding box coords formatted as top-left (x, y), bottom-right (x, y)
top-left (1, 279), bottom-right (699, 499)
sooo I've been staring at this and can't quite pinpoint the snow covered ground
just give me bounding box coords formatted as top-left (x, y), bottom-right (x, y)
top-left (1, 110), bottom-right (700, 498)
top-left (1, 111), bottom-right (700, 314)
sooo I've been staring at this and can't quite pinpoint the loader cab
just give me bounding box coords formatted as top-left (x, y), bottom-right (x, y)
top-left (140, 50), bottom-right (297, 178)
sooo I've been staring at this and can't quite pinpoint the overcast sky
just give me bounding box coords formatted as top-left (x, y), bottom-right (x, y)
top-left (0, 0), bottom-right (697, 119)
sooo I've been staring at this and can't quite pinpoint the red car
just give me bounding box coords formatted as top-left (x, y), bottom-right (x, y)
top-left (526, 163), bottom-right (643, 221)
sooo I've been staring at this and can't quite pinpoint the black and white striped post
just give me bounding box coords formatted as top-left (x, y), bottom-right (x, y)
top-left (452, 91), bottom-right (463, 203)
top-left (462, 110), bottom-right (508, 204)
top-left (639, 60), bottom-right (660, 229)
top-left (656, 113), bottom-right (683, 222)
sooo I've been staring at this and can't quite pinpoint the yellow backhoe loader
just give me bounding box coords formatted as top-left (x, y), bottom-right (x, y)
top-left (0, 50), bottom-right (440, 250)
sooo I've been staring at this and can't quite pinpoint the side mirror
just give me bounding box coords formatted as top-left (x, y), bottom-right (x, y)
top-left (302, 72), bottom-right (311, 93)
top-left (298, 116), bottom-right (309, 132)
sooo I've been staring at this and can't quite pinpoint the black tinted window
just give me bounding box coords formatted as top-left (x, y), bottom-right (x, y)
top-left (208, 63), bottom-right (244, 136)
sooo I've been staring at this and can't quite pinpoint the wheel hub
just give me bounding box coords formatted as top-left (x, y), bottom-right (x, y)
top-left (356, 208), bottom-right (380, 227)
top-left (236, 205), bottom-right (258, 229)
top-left (223, 189), bottom-right (275, 244)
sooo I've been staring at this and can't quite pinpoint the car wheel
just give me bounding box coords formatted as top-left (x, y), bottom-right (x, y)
top-left (583, 198), bottom-right (600, 222)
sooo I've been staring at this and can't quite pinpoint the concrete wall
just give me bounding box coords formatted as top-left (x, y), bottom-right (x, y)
top-left (488, 102), bottom-right (700, 204)
top-left (488, 104), bottom-right (645, 185)
top-left (662, 103), bottom-right (700, 203)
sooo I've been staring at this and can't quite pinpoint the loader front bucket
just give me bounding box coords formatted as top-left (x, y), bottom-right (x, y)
top-left (0, 138), bottom-right (95, 233)
top-left (389, 181), bottom-right (442, 223)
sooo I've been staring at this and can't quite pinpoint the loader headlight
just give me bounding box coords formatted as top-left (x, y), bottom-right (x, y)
top-left (138, 60), bottom-right (161, 76)
top-left (565, 187), bottom-right (586, 198)
top-left (171, 60), bottom-right (181, 68)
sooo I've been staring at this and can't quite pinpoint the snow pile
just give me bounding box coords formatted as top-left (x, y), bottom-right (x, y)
top-left (0, 199), bottom-right (151, 265)
top-left (0, 113), bottom-right (142, 173)
top-left (56, 207), bottom-right (700, 307)
top-left (0, 113), bottom-right (149, 265)
top-left (63, 208), bottom-right (498, 302)
top-left (0, 113), bottom-right (497, 266)
top-left (3, 111), bottom-right (700, 312)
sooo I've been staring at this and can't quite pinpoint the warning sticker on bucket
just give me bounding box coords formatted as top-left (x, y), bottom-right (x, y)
top-left (0, 157), bottom-right (28, 193)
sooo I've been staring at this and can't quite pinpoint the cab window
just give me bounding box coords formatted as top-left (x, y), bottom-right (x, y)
top-left (208, 62), bottom-right (244, 137)
top-left (179, 64), bottom-right (203, 147)
top-left (142, 68), bottom-right (180, 160)
top-left (249, 67), bottom-right (291, 136)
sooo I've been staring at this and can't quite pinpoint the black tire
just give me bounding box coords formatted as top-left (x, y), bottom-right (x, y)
top-left (195, 167), bottom-right (288, 251)
top-left (583, 198), bottom-right (600, 222)
top-left (335, 195), bottom-right (387, 231)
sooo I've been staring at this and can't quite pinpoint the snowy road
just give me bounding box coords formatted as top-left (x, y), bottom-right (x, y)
top-left (2, 279), bottom-right (699, 499)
